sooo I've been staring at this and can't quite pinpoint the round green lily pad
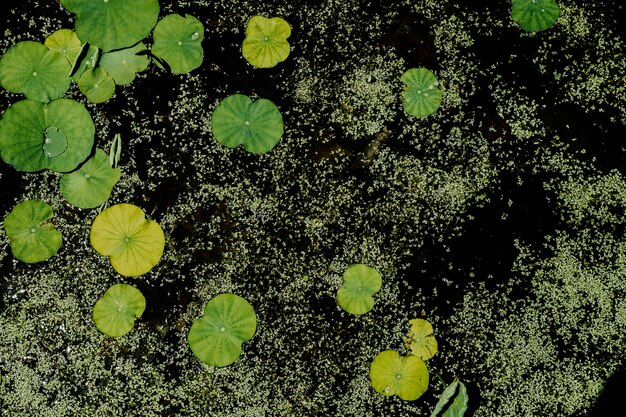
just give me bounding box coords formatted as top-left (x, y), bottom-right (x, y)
top-left (78, 67), bottom-right (115, 103)
top-left (188, 293), bottom-right (257, 367)
top-left (151, 14), bottom-right (204, 74)
top-left (370, 350), bottom-right (429, 401)
top-left (90, 203), bottom-right (165, 277)
top-left (61, 0), bottom-right (160, 52)
top-left (211, 94), bottom-right (283, 154)
top-left (401, 68), bottom-right (442, 118)
top-left (92, 283), bottom-right (146, 337)
top-left (0, 98), bottom-right (95, 172)
top-left (60, 149), bottom-right (121, 208)
top-left (512, 0), bottom-right (560, 32)
top-left (3, 200), bottom-right (62, 263)
top-left (100, 43), bottom-right (149, 85)
top-left (336, 264), bottom-right (382, 315)
top-left (44, 29), bottom-right (82, 64)
top-left (0, 41), bottom-right (70, 102)
top-left (242, 16), bottom-right (291, 68)
top-left (404, 318), bottom-right (438, 361)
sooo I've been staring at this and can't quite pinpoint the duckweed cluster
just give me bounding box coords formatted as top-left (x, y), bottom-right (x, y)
top-left (1, 0), bottom-right (625, 416)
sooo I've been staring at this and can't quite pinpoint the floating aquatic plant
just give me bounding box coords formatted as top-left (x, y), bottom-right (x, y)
top-left (70, 44), bottom-right (99, 81)
top-left (404, 318), bottom-right (438, 361)
top-left (44, 29), bottom-right (82, 65)
top-left (511, 0), bottom-right (560, 32)
top-left (370, 350), bottom-right (429, 401)
top-left (99, 43), bottom-right (149, 85)
top-left (0, 98), bottom-right (95, 172)
top-left (0, 41), bottom-right (70, 102)
top-left (61, 0), bottom-right (160, 52)
top-left (90, 203), bottom-right (165, 277)
top-left (401, 68), bottom-right (442, 118)
top-left (3, 199), bottom-right (62, 263)
top-left (151, 14), bottom-right (204, 74)
top-left (77, 67), bottom-right (116, 103)
top-left (430, 378), bottom-right (469, 417)
top-left (211, 94), bottom-right (284, 154)
top-left (59, 148), bottom-right (121, 208)
top-left (242, 16), bottom-right (291, 68)
top-left (188, 293), bottom-right (257, 367)
top-left (92, 283), bottom-right (146, 337)
top-left (336, 264), bottom-right (382, 315)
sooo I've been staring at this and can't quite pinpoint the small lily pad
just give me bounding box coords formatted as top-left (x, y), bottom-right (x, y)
top-left (0, 41), bottom-right (70, 102)
top-left (0, 98), bottom-right (95, 172)
top-left (211, 94), bottom-right (283, 154)
top-left (242, 16), bottom-right (291, 68)
top-left (404, 318), bottom-right (438, 361)
top-left (188, 293), bottom-right (257, 367)
top-left (401, 68), bottom-right (442, 118)
top-left (430, 378), bottom-right (469, 417)
top-left (337, 264), bottom-right (382, 315)
top-left (99, 43), bottom-right (149, 85)
top-left (151, 14), bottom-right (204, 74)
top-left (512, 0), bottom-right (560, 32)
top-left (90, 203), bottom-right (165, 277)
top-left (78, 67), bottom-right (116, 103)
top-left (92, 283), bottom-right (146, 337)
top-left (44, 29), bottom-right (82, 64)
top-left (3, 200), bottom-right (62, 263)
top-left (60, 148), bottom-right (121, 208)
top-left (370, 350), bottom-right (429, 401)
top-left (61, 0), bottom-right (160, 52)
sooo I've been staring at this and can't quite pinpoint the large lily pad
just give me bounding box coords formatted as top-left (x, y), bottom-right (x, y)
top-left (90, 203), bottom-right (165, 277)
top-left (242, 16), bottom-right (291, 68)
top-left (188, 293), bottom-right (257, 367)
top-left (401, 68), bottom-right (442, 118)
top-left (44, 29), bottom-right (82, 65)
top-left (512, 0), bottom-right (560, 32)
top-left (100, 43), bottom-right (149, 85)
top-left (151, 14), bottom-right (204, 74)
top-left (211, 94), bottom-right (283, 154)
top-left (370, 350), bottom-right (429, 401)
top-left (92, 283), bottom-right (146, 337)
top-left (3, 199), bottom-right (62, 263)
top-left (61, 0), bottom-right (160, 52)
top-left (404, 318), bottom-right (438, 361)
top-left (59, 148), bottom-right (121, 208)
top-left (0, 98), bottom-right (95, 172)
top-left (0, 41), bottom-right (70, 102)
top-left (77, 67), bottom-right (116, 103)
top-left (337, 264), bottom-right (382, 315)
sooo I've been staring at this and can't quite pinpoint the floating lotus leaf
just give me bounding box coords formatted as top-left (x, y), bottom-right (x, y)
top-left (430, 378), bottom-right (469, 417)
top-left (337, 264), bottom-right (382, 315)
top-left (60, 149), bottom-right (121, 208)
top-left (78, 67), bottom-right (115, 103)
top-left (188, 293), bottom-right (257, 367)
top-left (90, 203), bottom-right (165, 277)
top-left (0, 41), bottom-right (70, 102)
top-left (100, 43), bottom-right (149, 85)
top-left (401, 68), bottom-right (442, 118)
top-left (152, 14), bottom-right (204, 74)
top-left (44, 29), bottom-right (82, 64)
top-left (211, 94), bottom-right (283, 154)
top-left (92, 283), bottom-right (146, 337)
top-left (61, 0), bottom-right (160, 52)
top-left (404, 318), bottom-right (438, 361)
top-left (70, 45), bottom-right (99, 81)
top-left (0, 98), bottom-right (95, 172)
top-left (370, 350), bottom-right (429, 401)
top-left (242, 16), bottom-right (291, 68)
top-left (512, 0), bottom-right (560, 32)
top-left (3, 200), bottom-right (62, 263)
